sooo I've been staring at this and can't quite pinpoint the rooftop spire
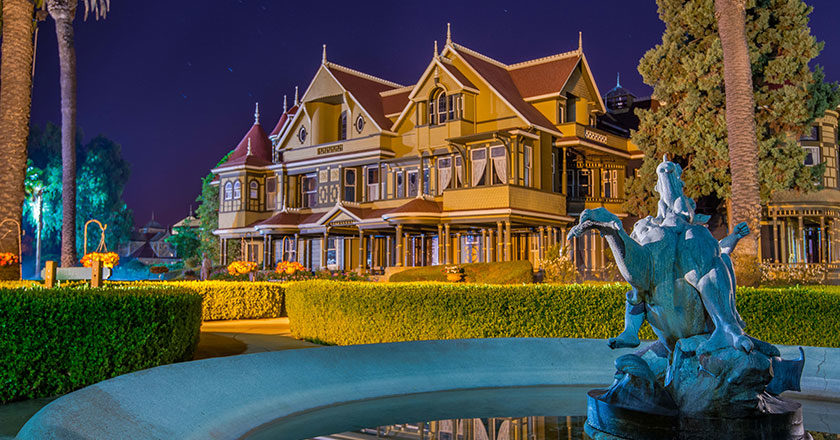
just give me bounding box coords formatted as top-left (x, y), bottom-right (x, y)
top-left (434, 40), bottom-right (438, 57)
top-left (294, 86), bottom-right (299, 105)
top-left (578, 31), bottom-right (583, 52)
top-left (322, 44), bottom-right (327, 64)
top-left (283, 95), bottom-right (287, 113)
top-left (446, 22), bottom-right (451, 45)
top-left (247, 137), bottom-right (252, 156)
top-left (254, 102), bottom-right (260, 125)
top-left (616, 72), bottom-right (621, 88)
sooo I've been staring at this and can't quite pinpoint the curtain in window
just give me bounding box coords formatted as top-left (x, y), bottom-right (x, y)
top-left (491, 147), bottom-right (506, 184)
top-left (471, 149), bottom-right (487, 186)
top-left (454, 156), bottom-right (463, 187)
top-left (438, 158), bottom-right (452, 193)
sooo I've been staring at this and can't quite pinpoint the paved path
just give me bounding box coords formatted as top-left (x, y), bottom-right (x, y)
top-left (0, 318), bottom-right (317, 439)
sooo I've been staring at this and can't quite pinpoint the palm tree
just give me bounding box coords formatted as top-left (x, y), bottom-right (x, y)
top-left (0, 0), bottom-right (38, 266)
top-left (714, 0), bottom-right (762, 257)
top-left (46, 0), bottom-right (108, 266)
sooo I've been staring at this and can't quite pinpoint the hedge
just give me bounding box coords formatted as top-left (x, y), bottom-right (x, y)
top-left (0, 284), bottom-right (202, 403)
top-left (389, 260), bottom-right (534, 284)
top-left (151, 281), bottom-right (285, 321)
top-left (285, 280), bottom-right (840, 348)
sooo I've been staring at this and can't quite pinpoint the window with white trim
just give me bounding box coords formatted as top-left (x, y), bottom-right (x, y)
top-left (490, 146), bottom-right (507, 185)
top-left (338, 111), bottom-right (347, 141)
top-left (366, 166), bottom-right (380, 201)
top-left (437, 157), bottom-right (453, 195)
top-left (233, 181), bottom-right (241, 200)
top-left (423, 159), bottom-right (432, 195)
top-left (395, 170), bottom-right (405, 198)
top-left (602, 169), bottom-right (618, 198)
top-left (454, 156), bottom-right (463, 187)
top-left (224, 182), bottom-right (232, 201)
top-left (471, 148), bottom-right (487, 186)
top-left (523, 145), bottom-right (532, 187)
top-left (326, 237), bottom-right (337, 267)
top-left (343, 169), bottom-right (356, 202)
top-left (302, 174), bottom-right (317, 207)
top-left (266, 177), bottom-right (276, 209)
top-left (803, 146), bottom-right (820, 166)
top-left (407, 169), bottom-right (419, 197)
top-left (249, 180), bottom-right (259, 199)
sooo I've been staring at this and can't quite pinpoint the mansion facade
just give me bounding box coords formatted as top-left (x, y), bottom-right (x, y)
top-left (210, 30), bottom-right (840, 278)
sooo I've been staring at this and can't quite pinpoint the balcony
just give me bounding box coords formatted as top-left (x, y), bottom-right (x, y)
top-left (442, 185), bottom-right (567, 217)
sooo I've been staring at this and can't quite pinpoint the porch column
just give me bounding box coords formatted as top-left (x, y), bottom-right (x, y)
top-left (780, 219), bottom-right (788, 264)
top-left (322, 229), bottom-right (329, 270)
top-left (539, 226), bottom-right (546, 261)
top-left (263, 235), bottom-right (270, 269)
top-left (221, 238), bottom-right (226, 266)
top-left (437, 224), bottom-right (444, 264)
top-left (386, 235), bottom-right (392, 267)
top-left (481, 229), bottom-right (488, 262)
top-left (488, 229), bottom-right (495, 262)
top-left (293, 233), bottom-right (300, 263)
top-left (453, 232), bottom-right (461, 264)
top-left (496, 221), bottom-right (504, 262)
top-left (444, 224), bottom-right (452, 264)
top-left (561, 147), bottom-right (568, 196)
top-left (420, 233), bottom-right (426, 266)
top-left (395, 225), bottom-right (403, 267)
top-left (798, 216), bottom-right (805, 263)
top-left (772, 214), bottom-right (780, 263)
top-left (505, 221), bottom-right (512, 261)
top-left (358, 230), bottom-right (366, 273)
top-left (821, 216), bottom-right (827, 265)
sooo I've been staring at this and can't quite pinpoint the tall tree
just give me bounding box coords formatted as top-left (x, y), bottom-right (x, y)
top-left (46, 0), bottom-right (108, 266)
top-left (0, 0), bottom-right (37, 264)
top-left (714, 0), bottom-right (761, 255)
top-left (195, 151), bottom-right (233, 266)
top-left (628, 0), bottom-right (840, 247)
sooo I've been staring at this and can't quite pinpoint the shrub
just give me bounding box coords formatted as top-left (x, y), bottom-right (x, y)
top-left (0, 284), bottom-right (202, 403)
top-left (286, 280), bottom-right (840, 348)
top-left (389, 260), bottom-right (533, 284)
top-left (732, 254), bottom-right (762, 287)
top-left (157, 281), bottom-right (284, 320)
top-left (542, 244), bottom-right (579, 284)
top-left (760, 262), bottom-right (826, 286)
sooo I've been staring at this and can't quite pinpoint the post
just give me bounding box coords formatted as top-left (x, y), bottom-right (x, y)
top-left (263, 235), bottom-right (269, 270)
top-left (496, 221), bottom-right (503, 262)
top-left (396, 225), bottom-right (403, 267)
top-left (780, 218), bottom-right (788, 264)
top-left (505, 221), bottom-right (512, 261)
top-left (772, 214), bottom-right (779, 263)
top-left (44, 260), bottom-right (57, 288)
top-left (481, 229), bottom-right (487, 262)
top-left (561, 147), bottom-right (568, 196)
top-left (437, 224), bottom-right (444, 264)
top-left (488, 229), bottom-right (495, 262)
top-left (294, 233), bottom-right (300, 263)
top-left (386, 235), bottom-right (392, 267)
top-left (821, 216), bottom-right (827, 266)
top-left (798, 216), bottom-right (805, 263)
top-left (91, 259), bottom-right (103, 288)
top-left (420, 233), bottom-right (426, 266)
top-left (358, 230), bottom-right (366, 273)
top-left (444, 224), bottom-right (452, 264)
top-left (455, 232), bottom-right (462, 264)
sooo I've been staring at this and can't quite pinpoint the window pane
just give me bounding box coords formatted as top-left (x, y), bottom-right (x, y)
top-left (438, 93), bottom-right (447, 123)
top-left (396, 172), bottom-right (405, 198)
top-left (266, 177), bottom-right (276, 193)
top-left (407, 171), bottom-right (418, 197)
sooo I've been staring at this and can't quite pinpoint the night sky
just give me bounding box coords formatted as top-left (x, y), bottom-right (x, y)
top-left (28, 0), bottom-right (840, 228)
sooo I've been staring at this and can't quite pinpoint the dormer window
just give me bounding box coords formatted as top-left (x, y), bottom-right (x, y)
top-left (338, 111), bottom-right (347, 141)
top-left (429, 88), bottom-right (448, 125)
top-left (233, 181), bottom-right (241, 200)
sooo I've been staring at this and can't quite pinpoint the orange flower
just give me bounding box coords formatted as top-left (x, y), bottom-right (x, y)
top-left (227, 261), bottom-right (258, 275)
top-left (275, 261), bottom-right (305, 275)
top-left (0, 252), bottom-right (20, 267)
top-left (81, 252), bottom-right (120, 268)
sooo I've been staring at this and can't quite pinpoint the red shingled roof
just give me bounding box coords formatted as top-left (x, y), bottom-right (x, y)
top-left (509, 55), bottom-right (580, 98)
top-left (439, 61), bottom-right (477, 90)
top-left (219, 121), bottom-right (272, 167)
top-left (382, 90), bottom-right (411, 116)
top-left (326, 64), bottom-right (401, 131)
top-left (388, 198), bottom-right (442, 214)
top-left (270, 104), bottom-right (298, 137)
top-left (257, 211), bottom-right (304, 227)
top-left (450, 44), bottom-right (558, 132)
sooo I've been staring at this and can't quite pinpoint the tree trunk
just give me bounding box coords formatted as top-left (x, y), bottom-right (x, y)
top-left (49, 0), bottom-right (78, 267)
top-left (0, 0), bottom-right (35, 261)
top-left (715, 0), bottom-right (762, 257)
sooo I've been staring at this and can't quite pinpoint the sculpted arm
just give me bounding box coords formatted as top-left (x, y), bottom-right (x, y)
top-left (719, 222), bottom-right (749, 255)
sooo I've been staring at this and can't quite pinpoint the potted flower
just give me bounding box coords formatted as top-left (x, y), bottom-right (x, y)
top-left (444, 265), bottom-right (464, 282)
top-left (0, 252), bottom-right (20, 281)
top-left (228, 260), bottom-right (259, 281)
top-left (81, 252), bottom-right (120, 268)
top-left (149, 265), bottom-right (169, 280)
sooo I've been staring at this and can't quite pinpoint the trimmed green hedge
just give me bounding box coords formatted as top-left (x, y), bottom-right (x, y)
top-left (389, 260), bottom-right (534, 284)
top-left (157, 281), bottom-right (285, 321)
top-left (0, 284), bottom-right (202, 403)
top-left (286, 280), bottom-right (840, 348)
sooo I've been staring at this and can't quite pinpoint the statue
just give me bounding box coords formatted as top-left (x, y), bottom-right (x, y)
top-left (569, 156), bottom-right (808, 439)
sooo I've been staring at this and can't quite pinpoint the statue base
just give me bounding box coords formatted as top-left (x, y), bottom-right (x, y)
top-left (585, 389), bottom-right (811, 440)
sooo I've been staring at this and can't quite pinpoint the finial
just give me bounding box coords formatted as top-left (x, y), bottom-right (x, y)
top-left (247, 138), bottom-right (252, 156)
top-left (663, 153), bottom-right (669, 162)
top-left (616, 72), bottom-right (621, 88)
top-left (294, 86), bottom-right (299, 105)
top-left (283, 95), bottom-right (287, 113)
top-left (254, 102), bottom-right (260, 125)
top-left (434, 40), bottom-right (438, 57)
top-left (446, 22), bottom-right (451, 45)
top-left (578, 31), bottom-right (583, 52)
top-left (322, 44), bottom-right (327, 64)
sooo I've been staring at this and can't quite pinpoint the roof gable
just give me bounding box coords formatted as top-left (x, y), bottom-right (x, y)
top-left (509, 54), bottom-right (580, 99)
top-left (325, 63), bottom-right (403, 131)
top-left (219, 120), bottom-right (272, 168)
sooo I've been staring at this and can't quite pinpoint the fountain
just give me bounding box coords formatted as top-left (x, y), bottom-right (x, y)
top-left (567, 156), bottom-right (807, 439)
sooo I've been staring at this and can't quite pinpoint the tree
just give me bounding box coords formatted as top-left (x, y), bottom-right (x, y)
top-left (628, 0), bottom-right (840, 245)
top-left (165, 226), bottom-right (200, 262)
top-left (24, 161), bottom-right (45, 275)
top-left (0, 0), bottom-right (38, 261)
top-left (45, 0), bottom-right (108, 267)
top-left (195, 151), bottom-right (233, 266)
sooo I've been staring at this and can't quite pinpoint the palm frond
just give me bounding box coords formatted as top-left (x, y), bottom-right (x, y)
top-left (82, 0), bottom-right (109, 21)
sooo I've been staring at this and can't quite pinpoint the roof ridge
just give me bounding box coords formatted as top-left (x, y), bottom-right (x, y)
top-left (325, 62), bottom-right (404, 89)
top-left (380, 85), bottom-right (414, 97)
top-left (450, 42), bottom-right (508, 69)
top-left (508, 50), bottom-right (581, 69)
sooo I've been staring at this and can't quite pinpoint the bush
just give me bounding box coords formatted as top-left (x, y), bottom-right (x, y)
top-left (157, 281), bottom-right (285, 320)
top-left (760, 262), bottom-right (826, 286)
top-left (389, 260), bottom-right (533, 284)
top-left (732, 253), bottom-right (761, 288)
top-left (0, 283), bottom-right (202, 403)
top-left (285, 280), bottom-right (840, 348)
top-left (542, 245), bottom-right (579, 284)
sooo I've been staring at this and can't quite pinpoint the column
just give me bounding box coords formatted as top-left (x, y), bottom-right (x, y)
top-left (488, 229), bottom-right (496, 262)
top-left (221, 238), bottom-right (226, 266)
top-left (772, 214), bottom-right (780, 263)
top-left (386, 235), bottom-right (392, 268)
top-left (496, 221), bottom-right (504, 262)
top-left (539, 226), bottom-right (546, 261)
top-left (453, 232), bottom-right (460, 264)
top-left (444, 224), bottom-right (452, 264)
top-left (358, 230), bottom-right (366, 273)
top-left (322, 230), bottom-right (328, 270)
top-left (420, 233), bottom-right (426, 266)
top-left (798, 216), bottom-right (805, 263)
top-left (561, 147), bottom-right (568, 196)
top-left (505, 221), bottom-right (512, 261)
top-left (437, 224), bottom-right (444, 264)
top-left (480, 229), bottom-right (488, 262)
top-left (821, 216), bottom-right (827, 265)
top-left (780, 219), bottom-right (788, 264)
top-left (263, 235), bottom-right (270, 269)
top-left (395, 225), bottom-right (403, 267)
top-left (293, 233), bottom-right (300, 263)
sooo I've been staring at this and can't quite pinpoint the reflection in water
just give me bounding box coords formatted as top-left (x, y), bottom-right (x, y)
top-left (314, 416), bottom-right (840, 440)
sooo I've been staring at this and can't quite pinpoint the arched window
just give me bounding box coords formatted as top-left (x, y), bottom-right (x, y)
top-left (338, 111), bottom-right (347, 141)
top-left (249, 180), bottom-right (258, 199)
top-left (224, 182), bottom-right (232, 200)
top-left (233, 181), bottom-right (241, 200)
top-left (428, 88), bottom-right (447, 125)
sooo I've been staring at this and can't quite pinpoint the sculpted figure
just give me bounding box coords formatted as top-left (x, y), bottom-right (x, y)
top-left (568, 156), bottom-right (751, 354)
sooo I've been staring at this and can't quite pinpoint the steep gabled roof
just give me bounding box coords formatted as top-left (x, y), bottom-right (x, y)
top-left (381, 88), bottom-right (412, 116)
top-left (509, 53), bottom-right (580, 98)
top-left (219, 115), bottom-right (273, 168)
top-left (324, 63), bottom-right (403, 131)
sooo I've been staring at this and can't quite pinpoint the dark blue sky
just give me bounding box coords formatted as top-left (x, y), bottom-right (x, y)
top-left (29, 0), bottom-right (840, 227)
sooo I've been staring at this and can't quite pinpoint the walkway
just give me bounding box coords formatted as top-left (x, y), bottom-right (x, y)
top-left (0, 318), bottom-right (317, 439)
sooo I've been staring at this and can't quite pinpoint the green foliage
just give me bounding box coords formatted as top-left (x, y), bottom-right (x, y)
top-left (627, 0), bottom-right (840, 216)
top-left (149, 281), bottom-right (285, 320)
top-left (195, 151), bottom-right (233, 265)
top-left (23, 124), bottom-right (134, 259)
top-left (165, 226), bottom-right (200, 260)
top-left (286, 281), bottom-right (840, 348)
top-left (388, 260), bottom-right (533, 284)
top-left (0, 283), bottom-right (202, 403)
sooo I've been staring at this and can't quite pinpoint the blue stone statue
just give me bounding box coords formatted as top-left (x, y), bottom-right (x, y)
top-left (569, 156), bottom-right (807, 439)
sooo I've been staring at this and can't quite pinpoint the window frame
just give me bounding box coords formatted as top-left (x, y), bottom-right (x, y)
top-left (338, 111), bottom-right (347, 141)
top-left (523, 145), bottom-right (532, 187)
top-left (471, 147), bottom-right (488, 187)
top-left (406, 169), bottom-right (419, 198)
top-left (343, 168), bottom-right (356, 202)
top-left (366, 166), bottom-right (380, 201)
top-left (302, 173), bottom-right (317, 208)
top-left (224, 182), bottom-right (233, 201)
top-left (233, 181), bottom-right (242, 200)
